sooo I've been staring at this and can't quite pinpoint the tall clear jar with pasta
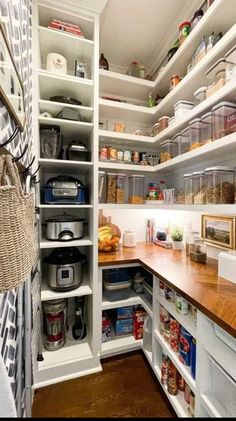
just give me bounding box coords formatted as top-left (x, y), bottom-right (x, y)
top-left (116, 174), bottom-right (126, 204)
top-left (192, 171), bottom-right (206, 204)
top-left (183, 173), bottom-right (193, 204)
top-left (106, 173), bottom-right (116, 204)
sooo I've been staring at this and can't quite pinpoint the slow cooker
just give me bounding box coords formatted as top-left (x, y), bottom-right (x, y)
top-left (46, 214), bottom-right (87, 241)
top-left (44, 247), bottom-right (87, 291)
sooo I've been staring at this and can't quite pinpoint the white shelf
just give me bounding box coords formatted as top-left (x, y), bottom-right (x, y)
top-left (40, 236), bottom-right (92, 249)
top-left (99, 69), bottom-right (152, 101)
top-left (98, 203), bottom-right (236, 212)
top-left (98, 161), bottom-right (155, 172)
top-left (99, 129), bottom-right (154, 146)
top-left (153, 364), bottom-right (190, 418)
top-left (201, 393), bottom-right (231, 418)
top-left (154, 329), bottom-right (196, 392)
top-left (102, 293), bottom-right (141, 311)
top-left (101, 331), bottom-right (142, 357)
top-left (38, 26), bottom-right (94, 71)
top-left (38, 70), bottom-right (93, 107)
top-left (38, 158), bottom-right (93, 172)
top-left (140, 296), bottom-right (153, 318)
top-left (38, 116), bottom-right (93, 137)
top-left (38, 204), bottom-right (93, 209)
top-left (157, 295), bottom-right (196, 339)
top-left (39, 99), bottom-right (93, 122)
top-left (38, 338), bottom-right (93, 370)
top-left (41, 278), bottom-right (92, 301)
top-left (99, 98), bottom-right (153, 125)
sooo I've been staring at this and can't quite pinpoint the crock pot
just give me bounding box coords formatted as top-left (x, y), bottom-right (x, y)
top-left (44, 247), bottom-right (87, 291)
top-left (46, 214), bottom-right (87, 241)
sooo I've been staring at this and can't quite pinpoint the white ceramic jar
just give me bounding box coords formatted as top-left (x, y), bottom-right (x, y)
top-left (123, 229), bottom-right (137, 247)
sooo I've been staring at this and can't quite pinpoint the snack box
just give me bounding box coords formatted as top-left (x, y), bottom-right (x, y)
top-left (102, 313), bottom-right (111, 342)
top-left (116, 306), bottom-right (134, 320)
top-left (133, 308), bottom-right (147, 324)
top-left (115, 319), bottom-right (133, 336)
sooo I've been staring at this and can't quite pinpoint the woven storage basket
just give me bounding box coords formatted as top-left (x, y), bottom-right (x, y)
top-left (0, 155), bottom-right (35, 292)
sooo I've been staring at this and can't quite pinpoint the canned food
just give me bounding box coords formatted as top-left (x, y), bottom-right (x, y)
top-left (184, 383), bottom-right (191, 404)
top-left (124, 150), bottom-right (132, 163)
top-left (165, 286), bottom-right (174, 301)
top-left (160, 305), bottom-right (170, 322)
top-left (159, 280), bottom-right (165, 296)
top-left (169, 317), bottom-right (180, 352)
top-left (190, 337), bottom-right (196, 379)
top-left (161, 352), bottom-right (168, 384)
top-left (117, 149), bottom-right (124, 161)
top-left (160, 320), bottom-right (165, 336)
top-left (167, 359), bottom-right (178, 395)
top-left (139, 152), bottom-right (148, 164)
top-left (99, 146), bottom-right (108, 161)
top-left (178, 373), bottom-right (185, 391)
top-left (108, 146), bottom-right (117, 161)
top-left (132, 150), bottom-right (140, 163)
top-left (174, 293), bottom-right (189, 315)
top-left (179, 326), bottom-right (192, 366)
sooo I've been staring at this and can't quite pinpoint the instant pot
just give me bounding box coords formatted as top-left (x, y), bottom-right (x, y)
top-left (44, 247), bottom-right (87, 291)
top-left (46, 214), bottom-right (87, 241)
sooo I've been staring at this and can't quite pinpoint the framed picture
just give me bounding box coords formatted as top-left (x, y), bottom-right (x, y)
top-left (201, 214), bottom-right (236, 250)
top-left (0, 23), bottom-right (25, 130)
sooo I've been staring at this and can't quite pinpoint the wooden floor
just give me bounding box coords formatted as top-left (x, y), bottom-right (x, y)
top-left (33, 351), bottom-right (176, 418)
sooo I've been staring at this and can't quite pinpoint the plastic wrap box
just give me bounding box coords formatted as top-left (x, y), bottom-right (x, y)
top-left (115, 318), bottom-right (133, 336)
top-left (116, 306), bottom-right (134, 319)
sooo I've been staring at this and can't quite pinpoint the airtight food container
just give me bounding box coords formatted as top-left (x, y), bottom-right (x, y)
top-left (103, 279), bottom-right (132, 301)
top-left (193, 86), bottom-right (207, 106)
top-left (174, 100), bottom-right (194, 121)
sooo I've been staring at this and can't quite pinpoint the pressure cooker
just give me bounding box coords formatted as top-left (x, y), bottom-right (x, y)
top-left (46, 214), bottom-right (87, 241)
top-left (44, 247), bottom-right (87, 291)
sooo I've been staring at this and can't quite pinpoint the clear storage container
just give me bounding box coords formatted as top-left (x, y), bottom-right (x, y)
top-left (172, 133), bottom-right (182, 155)
top-left (103, 279), bottom-right (132, 301)
top-left (168, 116), bottom-right (175, 127)
top-left (106, 173), bottom-right (116, 203)
top-left (189, 118), bottom-right (205, 150)
top-left (128, 175), bottom-right (145, 204)
top-left (174, 100), bottom-right (194, 121)
top-left (181, 126), bottom-right (191, 152)
top-left (212, 101), bottom-right (236, 140)
top-left (205, 166), bottom-right (235, 204)
top-left (192, 171), bottom-right (206, 204)
top-left (201, 111), bottom-right (213, 144)
top-left (193, 86), bottom-right (207, 106)
top-left (98, 171), bottom-right (106, 203)
top-left (116, 174), bottom-right (126, 204)
top-left (225, 46), bottom-right (236, 82)
top-left (206, 58), bottom-right (226, 98)
top-left (160, 140), bottom-right (175, 162)
top-left (184, 173), bottom-right (193, 204)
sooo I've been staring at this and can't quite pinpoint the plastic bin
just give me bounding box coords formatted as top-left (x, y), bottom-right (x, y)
top-left (192, 171), bottom-right (206, 204)
top-left (160, 140), bottom-right (176, 162)
top-left (128, 175), bottom-right (145, 204)
top-left (181, 126), bottom-right (191, 152)
top-left (103, 268), bottom-right (131, 284)
top-left (174, 100), bottom-right (194, 121)
top-left (212, 101), bottom-right (236, 140)
top-left (205, 166), bottom-right (235, 204)
top-left (189, 118), bottom-right (205, 150)
top-left (103, 279), bottom-right (132, 301)
top-left (201, 111), bottom-right (213, 144)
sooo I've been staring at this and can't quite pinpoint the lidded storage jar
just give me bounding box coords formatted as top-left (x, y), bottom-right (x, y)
top-left (172, 133), bottom-right (182, 155)
top-left (201, 111), bottom-right (213, 144)
top-left (158, 116), bottom-right (169, 132)
top-left (193, 86), bottom-right (207, 106)
top-left (116, 174), bottom-right (126, 204)
top-left (225, 46), bottom-right (236, 82)
top-left (160, 140), bottom-right (175, 162)
top-left (205, 166), bottom-right (235, 204)
top-left (106, 173), bottom-right (116, 203)
top-left (181, 126), bottom-right (191, 152)
top-left (192, 171), bottom-right (206, 204)
top-left (189, 118), bottom-right (205, 150)
top-left (206, 58), bottom-right (226, 98)
top-left (98, 171), bottom-right (106, 203)
top-left (183, 173), bottom-right (193, 204)
top-left (174, 100), bottom-right (194, 121)
top-left (212, 101), bottom-right (236, 140)
top-left (128, 175), bottom-right (145, 204)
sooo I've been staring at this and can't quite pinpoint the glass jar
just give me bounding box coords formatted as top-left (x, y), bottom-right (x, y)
top-left (158, 116), bottom-right (169, 132)
top-left (205, 166), bottom-right (235, 204)
top-left (169, 74), bottom-right (181, 91)
top-left (178, 21), bottom-right (191, 46)
top-left (107, 146), bottom-right (117, 161)
top-left (225, 46), bottom-right (236, 82)
top-left (160, 140), bottom-right (175, 162)
top-left (128, 175), bottom-right (145, 204)
top-left (193, 86), bottom-right (207, 106)
top-left (189, 118), bottom-right (205, 150)
top-left (98, 171), bottom-right (106, 203)
top-left (116, 149), bottom-right (124, 161)
top-left (116, 174), bottom-right (126, 204)
top-left (131, 150), bottom-right (140, 164)
top-left (212, 101), bottom-right (236, 140)
top-left (201, 112), bottom-right (213, 144)
top-left (180, 126), bottom-right (191, 152)
top-left (183, 173), bottom-right (193, 204)
top-left (99, 146), bottom-right (108, 161)
top-left (192, 171), bottom-right (206, 204)
top-left (123, 229), bottom-right (137, 247)
top-left (106, 173), bottom-right (116, 203)
top-left (148, 183), bottom-right (158, 200)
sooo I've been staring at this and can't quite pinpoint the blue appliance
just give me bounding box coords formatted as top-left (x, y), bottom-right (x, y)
top-left (44, 175), bottom-right (87, 204)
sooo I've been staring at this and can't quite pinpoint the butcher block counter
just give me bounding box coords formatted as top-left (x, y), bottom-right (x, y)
top-left (98, 243), bottom-right (236, 337)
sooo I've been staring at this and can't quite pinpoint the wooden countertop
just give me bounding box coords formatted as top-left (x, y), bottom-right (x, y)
top-left (98, 243), bottom-right (236, 337)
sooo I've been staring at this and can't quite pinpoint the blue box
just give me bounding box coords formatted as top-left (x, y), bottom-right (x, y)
top-left (116, 306), bottom-right (134, 320)
top-left (115, 319), bottom-right (133, 336)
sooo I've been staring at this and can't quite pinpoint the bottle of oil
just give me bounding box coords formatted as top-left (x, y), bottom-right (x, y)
top-left (99, 53), bottom-right (109, 70)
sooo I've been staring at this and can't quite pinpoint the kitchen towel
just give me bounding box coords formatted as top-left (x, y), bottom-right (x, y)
top-left (0, 343), bottom-right (17, 417)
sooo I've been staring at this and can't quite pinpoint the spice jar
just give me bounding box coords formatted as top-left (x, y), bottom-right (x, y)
top-left (160, 140), bottom-right (175, 162)
top-left (116, 149), bottom-right (124, 161)
top-left (192, 9), bottom-right (204, 28)
top-left (128, 61), bottom-right (139, 77)
top-left (138, 65), bottom-right (145, 79)
top-left (178, 21), bottom-right (191, 46)
top-left (131, 150), bottom-right (140, 164)
top-left (128, 175), bottom-right (145, 204)
top-left (201, 111), bottom-right (213, 144)
top-left (183, 173), bottom-right (193, 204)
top-left (99, 146), bottom-right (108, 161)
top-left (158, 116), bottom-right (169, 132)
top-left (169, 74), bottom-right (181, 91)
top-left (124, 149), bottom-right (132, 163)
top-left (116, 174), bottom-right (126, 204)
top-left (106, 173), bottom-right (116, 203)
top-left (192, 171), bottom-right (206, 204)
top-left (205, 166), bottom-right (235, 204)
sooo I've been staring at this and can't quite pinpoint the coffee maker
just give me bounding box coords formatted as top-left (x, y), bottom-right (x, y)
top-left (72, 296), bottom-right (87, 340)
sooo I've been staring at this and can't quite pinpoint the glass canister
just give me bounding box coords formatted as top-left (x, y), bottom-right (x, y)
top-left (128, 175), bottom-right (145, 204)
top-left (160, 140), bottom-right (175, 162)
top-left (106, 173), bottom-right (116, 203)
top-left (212, 101), bottom-right (236, 140)
top-left (192, 171), bottom-right (206, 204)
top-left (189, 118), bottom-right (205, 150)
top-left (180, 126), bottom-right (191, 153)
top-left (205, 166), bottom-right (235, 204)
top-left (116, 174), bottom-right (126, 204)
top-left (201, 111), bottom-right (213, 144)
top-left (183, 173), bottom-right (193, 204)
top-left (98, 171), bottom-right (106, 203)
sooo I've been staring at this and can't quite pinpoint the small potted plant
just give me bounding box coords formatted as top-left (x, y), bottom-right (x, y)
top-left (171, 227), bottom-right (184, 250)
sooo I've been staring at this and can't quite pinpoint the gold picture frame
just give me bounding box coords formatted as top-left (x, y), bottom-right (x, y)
top-left (201, 214), bottom-right (236, 250)
top-left (0, 23), bottom-right (25, 130)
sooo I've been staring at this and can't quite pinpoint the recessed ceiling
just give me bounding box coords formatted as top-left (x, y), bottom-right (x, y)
top-left (100, 0), bottom-right (201, 73)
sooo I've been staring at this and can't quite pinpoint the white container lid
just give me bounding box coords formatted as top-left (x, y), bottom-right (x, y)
top-left (128, 175), bottom-right (145, 178)
top-left (181, 126), bottom-right (190, 134)
top-left (174, 100), bottom-right (194, 108)
top-left (192, 171), bottom-right (205, 176)
top-left (159, 116), bottom-right (170, 121)
top-left (189, 117), bottom-right (202, 125)
top-left (160, 139), bottom-right (174, 146)
top-left (205, 166), bottom-right (235, 173)
top-left (194, 86), bottom-right (207, 96)
top-left (206, 57), bottom-right (226, 77)
top-left (183, 173), bottom-right (192, 178)
top-left (107, 172), bottom-right (116, 176)
top-left (212, 101), bottom-right (236, 111)
top-left (201, 111), bottom-right (213, 120)
top-left (172, 133), bottom-right (182, 141)
top-left (116, 173), bottom-right (126, 177)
